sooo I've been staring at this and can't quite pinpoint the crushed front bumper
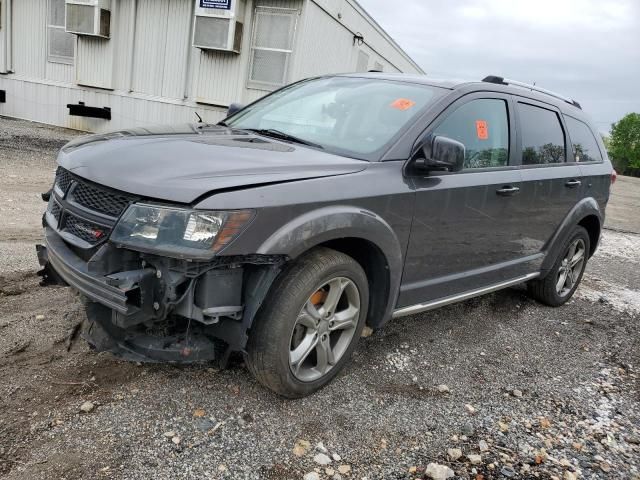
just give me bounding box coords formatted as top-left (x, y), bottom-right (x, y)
top-left (37, 227), bottom-right (222, 362)
top-left (38, 227), bottom-right (154, 317)
top-left (37, 227), bottom-right (284, 364)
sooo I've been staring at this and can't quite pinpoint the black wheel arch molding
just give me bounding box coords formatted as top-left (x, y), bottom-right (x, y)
top-left (253, 205), bottom-right (404, 329)
top-left (540, 196), bottom-right (603, 275)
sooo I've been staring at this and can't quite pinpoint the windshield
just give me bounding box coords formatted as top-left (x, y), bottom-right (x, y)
top-left (226, 76), bottom-right (445, 160)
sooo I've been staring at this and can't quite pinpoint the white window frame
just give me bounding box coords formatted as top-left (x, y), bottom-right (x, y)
top-left (247, 6), bottom-right (298, 91)
top-left (47, 0), bottom-right (75, 65)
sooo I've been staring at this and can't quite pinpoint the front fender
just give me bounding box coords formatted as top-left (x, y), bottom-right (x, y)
top-left (257, 206), bottom-right (404, 327)
top-left (541, 197), bottom-right (602, 273)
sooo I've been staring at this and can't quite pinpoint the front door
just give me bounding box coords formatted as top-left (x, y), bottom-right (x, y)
top-left (399, 94), bottom-right (535, 308)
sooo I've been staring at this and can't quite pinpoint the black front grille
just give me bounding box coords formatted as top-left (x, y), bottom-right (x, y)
top-left (71, 181), bottom-right (133, 218)
top-left (50, 168), bottom-right (136, 248)
top-left (63, 214), bottom-right (110, 245)
top-left (55, 167), bottom-right (74, 193)
top-left (50, 200), bottom-right (62, 223)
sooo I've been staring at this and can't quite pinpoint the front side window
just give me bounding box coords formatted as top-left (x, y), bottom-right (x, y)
top-left (228, 77), bottom-right (445, 160)
top-left (518, 103), bottom-right (566, 165)
top-left (433, 99), bottom-right (510, 169)
top-left (48, 0), bottom-right (75, 64)
top-left (248, 7), bottom-right (297, 90)
top-left (564, 115), bottom-right (603, 162)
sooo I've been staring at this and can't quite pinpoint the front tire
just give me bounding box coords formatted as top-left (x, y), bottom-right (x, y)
top-left (528, 225), bottom-right (590, 307)
top-left (245, 247), bottom-right (369, 398)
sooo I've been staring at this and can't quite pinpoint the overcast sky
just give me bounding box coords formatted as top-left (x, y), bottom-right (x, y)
top-left (359, 0), bottom-right (640, 134)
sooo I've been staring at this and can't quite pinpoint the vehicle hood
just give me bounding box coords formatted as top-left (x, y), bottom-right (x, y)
top-left (57, 124), bottom-right (368, 204)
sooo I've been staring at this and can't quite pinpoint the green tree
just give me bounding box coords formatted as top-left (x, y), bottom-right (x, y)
top-left (609, 113), bottom-right (640, 176)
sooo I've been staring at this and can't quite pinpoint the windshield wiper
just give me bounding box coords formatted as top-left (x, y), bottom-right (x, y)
top-left (246, 129), bottom-right (324, 150)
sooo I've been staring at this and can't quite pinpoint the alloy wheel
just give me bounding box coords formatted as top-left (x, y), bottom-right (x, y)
top-left (289, 277), bottom-right (360, 382)
top-left (556, 238), bottom-right (586, 297)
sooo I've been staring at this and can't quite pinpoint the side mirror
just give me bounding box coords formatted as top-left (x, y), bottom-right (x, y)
top-left (227, 103), bottom-right (244, 117)
top-left (416, 136), bottom-right (465, 173)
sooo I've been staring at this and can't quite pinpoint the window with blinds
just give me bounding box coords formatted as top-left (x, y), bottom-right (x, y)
top-left (248, 7), bottom-right (298, 90)
top-left (48, 0), bottom-right (75, 64)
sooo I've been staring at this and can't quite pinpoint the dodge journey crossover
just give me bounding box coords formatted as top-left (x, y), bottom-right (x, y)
top-left (37, 73), bottom-right (614, 397)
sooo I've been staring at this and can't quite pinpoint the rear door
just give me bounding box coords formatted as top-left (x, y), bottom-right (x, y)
top-left (515, 100), bottom-right (583, 258)
top-left (399, 93), bottom-right (530, 307)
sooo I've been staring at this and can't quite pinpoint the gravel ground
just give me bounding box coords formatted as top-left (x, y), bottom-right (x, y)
top-left (0, 117), bottom-right (639, 480)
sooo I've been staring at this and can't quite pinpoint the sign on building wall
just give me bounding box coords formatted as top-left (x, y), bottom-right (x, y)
top-left (200, 0), bottom-right (232, 9)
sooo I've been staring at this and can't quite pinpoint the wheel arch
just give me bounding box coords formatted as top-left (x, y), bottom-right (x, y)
top-left (256, 206), bottom-right (404, 329)
top-left (319, 237), bottom-right (390, 330)
top-left (577, 214), bottom-right (601, 258)
top-left (541, 197), bottom-right (603, 273)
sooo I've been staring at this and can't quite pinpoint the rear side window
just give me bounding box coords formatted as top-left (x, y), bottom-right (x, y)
top-left (433, 99), bottom-right (509, 169)
top-left (518, 103), bottom-right (566, 165)
top-left (564, 116), bottom-right (603, 162)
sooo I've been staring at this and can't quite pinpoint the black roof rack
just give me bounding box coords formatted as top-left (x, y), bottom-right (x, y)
top-left (482, 75), bottom-right (582, 109)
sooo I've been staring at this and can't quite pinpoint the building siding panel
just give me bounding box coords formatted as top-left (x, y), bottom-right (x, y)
top-left (12, 0), bottom-right (47, 79)
top-left (0, 0), bottom-right (8, 73)
top-left (45, 61), bottom-right (75, 83)
top-left (132, 0), bottom-right (170, 95)
top-left (0, 0), bottom-right (423, 133)
top-left (76, 36), bottom-right (114, 88)
top-left (294, 1), bottom-right (354, 78)
top-left (162, 0), bottom-right (194, 99)
top-left (308, 0), bottom-right (420, 74)
top-left (0, 76), bottom-right (227, 131)
top-left (194, 0), bottom-right (253, 106)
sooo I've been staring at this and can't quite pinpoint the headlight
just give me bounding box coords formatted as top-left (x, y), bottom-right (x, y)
top-left (110, 204), bottom-right (254, 259)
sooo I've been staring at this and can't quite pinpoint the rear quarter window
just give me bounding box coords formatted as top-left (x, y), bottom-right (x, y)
top-left (517, 103), bottom-right (566, 165)
top-left (564, 115), bottom-right (604, 163)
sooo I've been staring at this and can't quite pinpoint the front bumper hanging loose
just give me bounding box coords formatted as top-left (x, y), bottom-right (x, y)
top-left (37, 226), bottom-right (285, 364)
top-left (37, 227), bottom-right (154, 316)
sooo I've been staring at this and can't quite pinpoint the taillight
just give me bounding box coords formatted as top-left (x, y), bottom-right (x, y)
top-left (611, 169), bottom-right (617, 185)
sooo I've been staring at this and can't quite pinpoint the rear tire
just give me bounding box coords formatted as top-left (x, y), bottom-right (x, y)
top-left (245, 247), bottom-right (369, 398)
top-left (528, 225), bottom-right (590, 307)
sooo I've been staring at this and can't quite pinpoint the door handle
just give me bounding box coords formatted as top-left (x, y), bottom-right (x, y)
top-left (565, 179), bottom-right (582, 188)
top-left (496, 186), bottom-right (520, 196)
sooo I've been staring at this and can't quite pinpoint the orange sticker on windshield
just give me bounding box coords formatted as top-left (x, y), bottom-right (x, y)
top-left (476, 120), bottom-right (489, 140)
top-left (390, 98), bottom-right (416, 111)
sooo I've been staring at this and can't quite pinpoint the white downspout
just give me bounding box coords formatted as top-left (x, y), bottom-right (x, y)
top-left (5, 0), bottom-right (13, 72)
top-left (183, 0), bottom-right (195, 99)
top-left (127, 0), bottom-right (138, 92)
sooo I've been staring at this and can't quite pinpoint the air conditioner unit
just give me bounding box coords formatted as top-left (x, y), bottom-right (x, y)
top-left (65, 0), bottom-right (111, 38)
top-left (193, 0), bottom-right (245, 53)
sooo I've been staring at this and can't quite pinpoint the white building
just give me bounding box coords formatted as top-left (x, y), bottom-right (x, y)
top-left (0, 0), bottom-right (423, 132)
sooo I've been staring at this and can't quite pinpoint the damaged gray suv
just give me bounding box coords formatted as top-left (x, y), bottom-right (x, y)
top-left (37, 73), bottom-right (614, 397)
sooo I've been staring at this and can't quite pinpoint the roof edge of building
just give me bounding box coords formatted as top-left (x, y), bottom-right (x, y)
top-left (308, 0), bottom-right (425, 74)
top-left (346, 0), bottom-right (425, 74)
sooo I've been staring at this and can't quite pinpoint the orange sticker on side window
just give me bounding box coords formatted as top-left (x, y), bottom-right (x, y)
top-left (390, 98), bottom-right (416, 111)
top-left (476, 120), bottom-right (489, 140)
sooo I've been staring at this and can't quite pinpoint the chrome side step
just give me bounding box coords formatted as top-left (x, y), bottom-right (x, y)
top-left (392, 272), bottom-right (540, 319)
